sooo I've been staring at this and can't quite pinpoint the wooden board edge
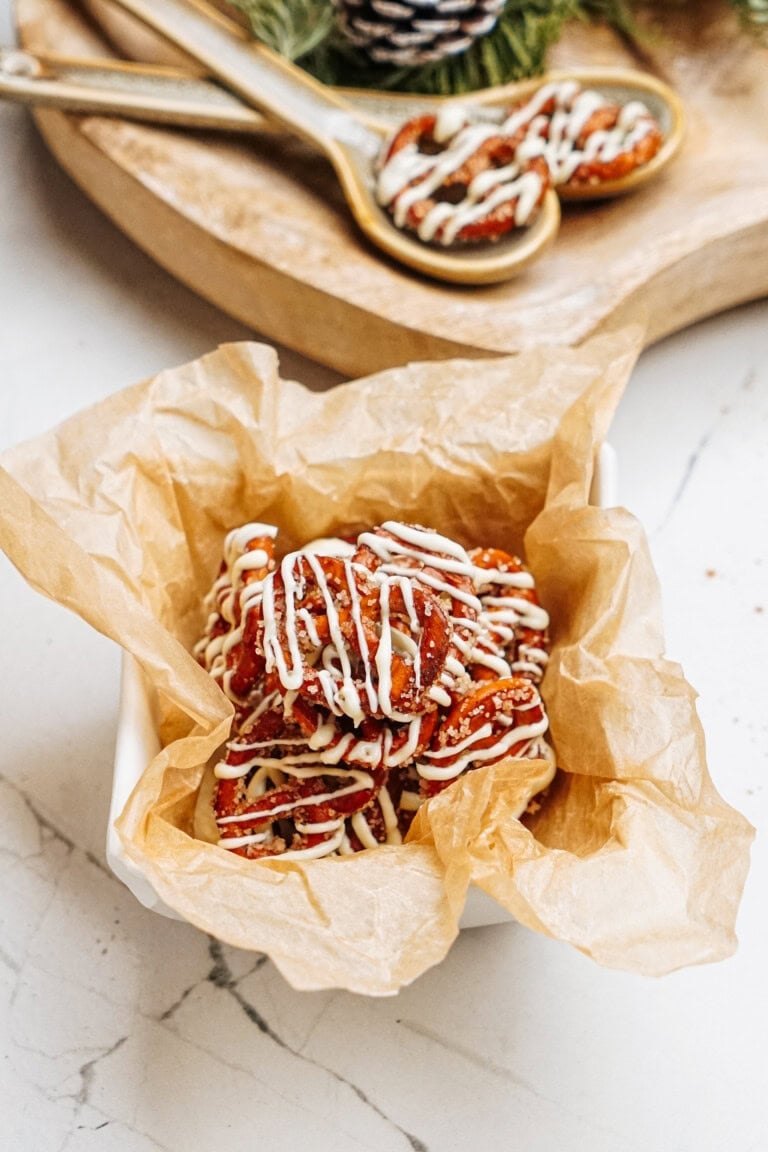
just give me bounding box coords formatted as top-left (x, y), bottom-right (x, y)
top-left (596, 218), bottom-right (768, 347)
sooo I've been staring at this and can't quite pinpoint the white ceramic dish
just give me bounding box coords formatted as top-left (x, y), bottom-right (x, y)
top-left (107, 443), bottom-right (618, 929)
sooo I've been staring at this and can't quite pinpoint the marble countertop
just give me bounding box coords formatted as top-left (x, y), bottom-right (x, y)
top-left (1, 9), bottom-right (766, 1147)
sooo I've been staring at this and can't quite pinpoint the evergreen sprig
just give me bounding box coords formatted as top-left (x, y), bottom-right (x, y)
top-left (732, 0), bottom-right (768, 28)
top-left (228, 0), bottom-right (334, 60)
top-left (228, 0), bottom-right (766, 94)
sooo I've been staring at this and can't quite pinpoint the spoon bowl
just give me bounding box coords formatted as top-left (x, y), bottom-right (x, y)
top-left (332, 134), bottom-right (560, 284)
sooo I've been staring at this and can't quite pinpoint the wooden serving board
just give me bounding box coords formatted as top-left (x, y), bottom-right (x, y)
top-left (15, 0), bottom-right (768, 375)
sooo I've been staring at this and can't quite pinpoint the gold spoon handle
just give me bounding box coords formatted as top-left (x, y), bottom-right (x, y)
top-left (106, 0), bottom-right (382, 157)
top-left (0, 48), bottom-right (270, 130)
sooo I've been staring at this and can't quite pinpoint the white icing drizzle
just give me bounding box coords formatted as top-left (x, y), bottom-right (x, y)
top-left (504, 81), bottom-right (656, 185)
top-left (382, 716), bottom-right (426, 767)
top-left (260, 543), bottom-right (445, 725)
top-left (217, 733), bottom-right (375, 776)
top-left (216, 830), bottom-right (271, 850)
top-left (301, 537), bottom-right (356, 558)
top-left (236, 691), bottom-right (280, 733)
top-left (376, 111), bottom-right (545, 245)
top-left (349, 786), bottom-right (403, 850)
top-left (399, 789), bottom-right (423, 812)
top-left (418, 699), bottom-right (549, 781)
top-left (216, 767), bottom-right (374, 823)
top-left (294, 818), bottom-right (345, 834)
top-left (197, 520), bottom-right (555, 861)
top-left (376, 81), bottom-right (658, 245)
top-left (377, 786), bottom-right (403, 844)
top-left (415, 168), bottom-right (542, 245)
top-left (427, 684), bottom-right (453, 707)
top-left (480, 594), bottom-right (549, 633)
top-left (351, 810), bottom-right (381, 850)
top-left (276, 824), bottom-right (347, 860)
top-left (384, 565), bottom-right (481, 611)
top-left (194, 522), bottom-right (278, 692)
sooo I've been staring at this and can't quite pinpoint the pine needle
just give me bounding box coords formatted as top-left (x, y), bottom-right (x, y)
top-left (228, 0), bottom-right (334, 59)
top-left (229, 0), bottom-right (764, 94)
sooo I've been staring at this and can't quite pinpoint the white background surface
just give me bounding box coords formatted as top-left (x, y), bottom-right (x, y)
top-left (1, 3), bottom-right (766, 1147)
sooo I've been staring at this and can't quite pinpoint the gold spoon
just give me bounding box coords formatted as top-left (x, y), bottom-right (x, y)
top-left (66, 0), bottom-right (562, 286)
top-left (0, 48), bottom-right (275, 133)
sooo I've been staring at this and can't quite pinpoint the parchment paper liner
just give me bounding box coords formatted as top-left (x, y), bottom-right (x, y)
top-left (0, 330), bottom-right (753, 994)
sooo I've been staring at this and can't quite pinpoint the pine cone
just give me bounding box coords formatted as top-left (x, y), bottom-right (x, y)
top-left (334, 0), bottom-right (505, 66)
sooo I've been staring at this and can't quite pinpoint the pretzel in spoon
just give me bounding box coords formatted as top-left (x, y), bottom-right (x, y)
top-left (505, 80), bottom-right (664, 190)
top-left (376, 111), bottom-right (551, 246)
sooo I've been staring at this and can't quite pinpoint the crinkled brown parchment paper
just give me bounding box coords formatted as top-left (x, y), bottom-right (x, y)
top-left (0, 330), bottom-right (753, 994)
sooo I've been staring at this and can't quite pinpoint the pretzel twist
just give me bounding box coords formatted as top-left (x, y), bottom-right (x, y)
top-left (196, 522), bottom-right (554, 860)
top-left (377, 112), bottom-right (551, 246)
top-left (468, 546), bottom-right (550, 684)
top-left (375, 81), bottom-right (664, 248)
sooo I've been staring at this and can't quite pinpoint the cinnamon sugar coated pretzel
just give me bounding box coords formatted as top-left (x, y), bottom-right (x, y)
top-left (377, 109), bottom-right (551, 246)
top-left (506, 80), bottom-right (664, 188)
top-left (376, 81), bottom-right (663, 246)
top-left (194, 521), bottom-right (555, 860)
